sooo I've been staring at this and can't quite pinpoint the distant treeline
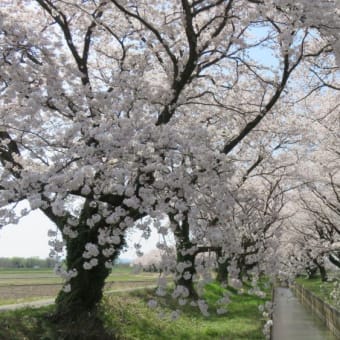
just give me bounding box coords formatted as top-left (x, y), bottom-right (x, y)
top-left (0, 257), bottom-right (58, 268)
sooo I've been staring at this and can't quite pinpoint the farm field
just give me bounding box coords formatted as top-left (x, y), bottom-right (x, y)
top-left (0, 266), bottom-right (157, 306)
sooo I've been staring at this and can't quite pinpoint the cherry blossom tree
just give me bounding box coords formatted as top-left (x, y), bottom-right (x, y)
top-left (287, 132), bottom-right (339, 280)
top-left (0, 0), bottom-right (339, 334)
top-left (271, 75), bottom-right (339, 281)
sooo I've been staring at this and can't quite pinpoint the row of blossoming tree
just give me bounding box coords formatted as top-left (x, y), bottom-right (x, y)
top-left (0, 0), bottom-right (339, 335)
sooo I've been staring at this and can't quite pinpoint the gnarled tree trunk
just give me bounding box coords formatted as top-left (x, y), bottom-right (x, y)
top-left (313, 259), bottom-right (328, 282)
top-left (215, 249), bottom-right (229, 283)
top-left (44, 200), bottom-right (129, 339)
top-left (172, 213), bottom-right (198, 300)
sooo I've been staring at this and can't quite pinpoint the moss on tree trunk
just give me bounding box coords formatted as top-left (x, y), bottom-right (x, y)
top-left (49, 200), bottom-right (128, 339)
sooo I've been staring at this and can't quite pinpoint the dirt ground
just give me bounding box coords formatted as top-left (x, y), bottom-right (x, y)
top-left (0, 280), bottom-right (154, 302)
top-left (0, 284), bottom-right (60, 300)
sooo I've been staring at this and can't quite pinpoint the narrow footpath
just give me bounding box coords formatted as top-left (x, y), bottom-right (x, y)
top-left (272, 287), bottom-right (336, 340)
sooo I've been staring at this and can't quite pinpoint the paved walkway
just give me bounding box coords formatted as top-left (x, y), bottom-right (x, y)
top-left (0, 298), bottom-right (54, 312)
top-left (272, 287), bottom-right (336, 340)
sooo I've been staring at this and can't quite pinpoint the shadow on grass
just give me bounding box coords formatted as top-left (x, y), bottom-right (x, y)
top-left (0, 305), bottom-right (115, 340)
top-left (0, 306), bottom-right (56, 340)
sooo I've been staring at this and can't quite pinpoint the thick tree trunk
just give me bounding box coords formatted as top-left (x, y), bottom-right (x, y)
top-left (52, 222), bottom-right (124, 339)
top-left (52, 223), bottom-right (124, 339)
top-left (313, 259), bottom-right (328, 282)
top-left (48, 200), bottom-right (129, 339)
top-left (215, 249), bottom-right (229, 283)
top-left (175, 250), bottom-right (198, 299)
top-left (319, 265), bottom-right (328, 282)
top-left (55, 236), bottom-right (112, 318)
top-left (172, 213), bottom-right (198, 300)
top-left (236, 254), bottom-right (247, 281)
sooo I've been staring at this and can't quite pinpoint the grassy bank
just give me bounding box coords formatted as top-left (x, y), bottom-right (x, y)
top-left (295, 276), bottom-right (340, 309)
top-left (0, 283), bottom-right (269, 339)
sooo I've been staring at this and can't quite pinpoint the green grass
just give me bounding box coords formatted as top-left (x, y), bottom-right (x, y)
top-left (0, 268), bottom-right (53, 273)
top-left (102, 283), bottom-right (269, 340)
top-left (295, 276), bottom-right (339, 308)
top-left (0, 305), bottom-right (56, 340)
top-left (0, 283), bottom-right (270, 339)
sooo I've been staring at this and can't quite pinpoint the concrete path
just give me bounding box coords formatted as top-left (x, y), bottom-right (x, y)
top-left (0, 298), bottom-right (54, 312)
top-left (272, 287), bottom-right (336, 340)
